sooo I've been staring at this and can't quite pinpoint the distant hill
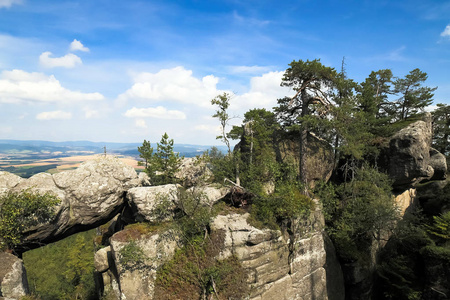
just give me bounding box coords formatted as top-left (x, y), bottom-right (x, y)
top-left (0, 139), bottom-right (228, 158)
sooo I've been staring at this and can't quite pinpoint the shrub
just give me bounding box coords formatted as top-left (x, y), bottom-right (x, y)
top-left (118, 240), bottom-right (147, 271)
top-left (0, 189), bottom-right (60, 250)
top-left (249, 182), bottom-right (313, 230)
top-left (154, 231), bottom-right (249, 300)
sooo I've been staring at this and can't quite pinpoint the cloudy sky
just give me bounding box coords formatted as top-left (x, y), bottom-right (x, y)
top-left (0, 0), bottom-right (449, 145)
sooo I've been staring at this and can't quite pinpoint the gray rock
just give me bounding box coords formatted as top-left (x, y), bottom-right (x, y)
top-left (175, 157), bottom-right (213, 187)
top-left (0, 172), bottom-right (22, 197)
top-left (210, 200), bottom-right (336, 300)
top-left (382, 114), bottom-right (447, 188)
top-left (186, 184), bottom-right (228, 207)
top-left (110, 227), bottom-right (181, 300)
top-left (429, 148), bottom-right (447, 181)
top-left (0, 252), bottom-right (28, 299)
top-left (126, 184), bottom-right (180, 222)
top-left (0, 156), bottom-right (145, 249)
top-left (94, 246), bottom-right (112, 273)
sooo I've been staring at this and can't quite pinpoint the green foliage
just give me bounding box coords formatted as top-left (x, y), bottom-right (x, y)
top-left (318, 166), bottom-right (399, 261)
top-left (154, 231), bottom-right (249, 300)
top-left (250, 182), bottom-right (314, 230)
top-left (426, 211), bottom-right (450, 246)
top-left (137, 139), bottom-right (154, 174)
top-left (432, 103), bottom-right (450, 156)
top-left (174, 188), bottom-right (213, 240)
top-left (0, 190), bottom-right (60, 250)
top-left (23, 230), bottom-right (97, 300)
top-left (138, 133), bottom-right (183, 185)
top-left (393, 68), bottom-right (436, 121)
top-left (375, 211), bottom-right (432, 300)
top-left (211, 92), bottom-right (233, 154)
top-left (118, 240), bottom-right (147, 271)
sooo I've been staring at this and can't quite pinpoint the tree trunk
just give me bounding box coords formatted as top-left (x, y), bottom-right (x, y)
top-left (299, 90), bottom-right (309, 192)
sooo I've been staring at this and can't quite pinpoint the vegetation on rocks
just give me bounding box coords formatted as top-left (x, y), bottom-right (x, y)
top-left (23, 230), bottom-right (97, 300)
top-left (0, 190), bottom-right (60, 251)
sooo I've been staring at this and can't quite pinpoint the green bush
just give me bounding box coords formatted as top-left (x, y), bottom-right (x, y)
top-left (154, 231), bottom-right (248, 300)
top-left (118, 240), bottom-right (147, 271)
top-left (317, 166), bottom-right (399, 261)
top-left (250, 182), bottom-right (313, 230)
top-left (0, 189), bottom-right (60, 250)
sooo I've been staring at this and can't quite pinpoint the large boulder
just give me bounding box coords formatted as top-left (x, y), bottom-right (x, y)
top-left (126, 184), bottom-right (181, 222)
top-left (381, 114), bottom-right (447, 188)
top-left (126, 184), bottom-right (228, 222)
top-left (109, 226), bottom-right (181, 300)
top-left (0, 156), bottom-right (146, 250)
top-left (0, 252), bottom-right (28, 299)
top-left (175, 157), bottom-right (213, 187)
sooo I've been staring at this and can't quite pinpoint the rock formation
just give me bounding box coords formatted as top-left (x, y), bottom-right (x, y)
top-left (95, 198), bottom-right (344, 300)
top-left (382, 113), bottom-right (447, 189)
top-left (0, 156), bottom-right (147, 251)
top-left (0, 252), bottom-right (28, 299)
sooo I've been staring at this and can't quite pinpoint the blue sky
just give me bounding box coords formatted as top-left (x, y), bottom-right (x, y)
top-left (0, 0), bottom-right (449, 145)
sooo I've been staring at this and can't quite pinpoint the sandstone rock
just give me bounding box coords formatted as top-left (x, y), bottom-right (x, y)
top-left (429, 148), bottom-right (447, 181)
top-left (0, 252), bottom-right (28, 299)
top-left (94, 246), bottom-right (112, 273)
top-left (0, 172), bottom-right (22, 196)
top-left (126, 184), bottom-right (180, 222)
top-left (381, 114), bottom-right (447, 188)
top-left (210, 200), bottom-right (335, 300)
top-left (110, 228), bottom-right (181, 300)
top-left (186, 184), bottom-right (228, 207)
top-left (275, 133), bottom-right (335, 188)
top-left (175, 157), bottom-right (213, 187)
top-left (0, 156), bottom-right (144, 250)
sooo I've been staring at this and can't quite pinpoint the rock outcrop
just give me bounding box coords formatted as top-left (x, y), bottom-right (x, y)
top-left (0, 252), bottom-right (28, 300)
top-left (210, 201), bottom-right (344, 300)
top-left (109, 227), bottom-right (182, 300)
top-left (382, 113), bottom-right (447, 188)
top-left (0, 156), bottom-right (146, 250)
top-left (96, 198), bottom-right (344, 300)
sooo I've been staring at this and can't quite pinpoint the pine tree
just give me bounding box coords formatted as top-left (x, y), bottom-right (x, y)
top-left (153, 133), bottom-right (183, 185)
top-left (274, 59), bottom-right (337, 189)
top-left (393, 68), bottom-right (436, 120)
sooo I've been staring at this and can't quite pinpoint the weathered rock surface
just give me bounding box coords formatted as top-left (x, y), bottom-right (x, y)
top-left (109, 228), bottom-right (181, 300)
top-left (126, 184), bottom-right (181, 222)
top-left (382, 114), bottom-right (447, 188)
top-left (275, 133), bottom-right (335, 188)
top-left (0, 156), bottom-right (146, 250)
top-left (175, 157), bottom-right (213, 187)
top-left (0, 172), bottom-right (22, 196)
top-left (0, 252), bottom-right (28, 299)
top-left (210, 200), bottom-right (344, 300)
top-left (127, 184), bottom-right (229, 222)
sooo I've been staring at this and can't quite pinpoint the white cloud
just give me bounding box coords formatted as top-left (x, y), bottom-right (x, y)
top-left (441, 25), bottom-right (450, 38)
top-left (0, 69), bottom-right (104, 103)
top-left (118, 66), bottom-right (225, 107)
top-left (0, 0), bottom-right (22, 8)
top-left (232, 71), bottom-right (289, 111)
top-left (36, 110), bottom-right (72, 120)
top-left (39, 51), bottom-right (82, 68)
top-left (0, 126), bottom-right (12, 134)
top-left (124, 106), bottom-right (186, 120)
top-left (84, 109), bottom-right (100, 119)
top-left (70, 39), bottom-right (90, 52)
top-left (135, 119), bottom-right (148, 128)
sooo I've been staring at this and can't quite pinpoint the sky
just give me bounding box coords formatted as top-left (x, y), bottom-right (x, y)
top-left (0, 0), bottom-right (449, 145)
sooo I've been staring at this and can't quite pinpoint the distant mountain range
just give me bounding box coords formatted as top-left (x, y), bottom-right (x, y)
top-left (0, 139), bottom-right (229, 158)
